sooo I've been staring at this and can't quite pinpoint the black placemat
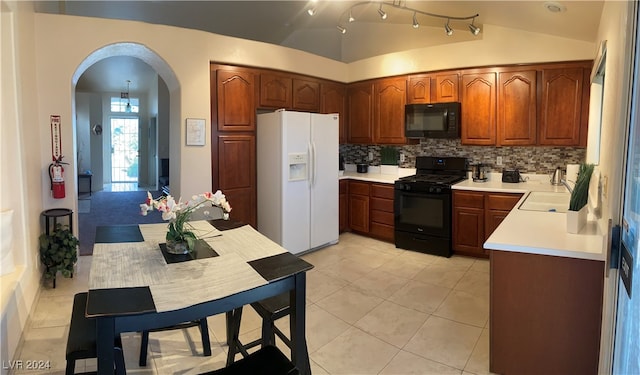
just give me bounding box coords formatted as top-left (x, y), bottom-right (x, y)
top-left (159, 239), bottom-right (219, 264)
top-left (248, 252), bottom-right (314, 282)
top-left (86, 286), bottom-right (156, 317)
top-left (95, 225), bottom-right (144, 243)
top-left (208, 218), bottom-right (246, 231)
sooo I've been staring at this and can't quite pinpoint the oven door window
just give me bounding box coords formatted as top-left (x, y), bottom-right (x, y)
top-left (396, 191), bottom-right (451, 236)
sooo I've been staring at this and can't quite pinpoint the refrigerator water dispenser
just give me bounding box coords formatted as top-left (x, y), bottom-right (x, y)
top-left (288, 153), bottom-right (308, 181)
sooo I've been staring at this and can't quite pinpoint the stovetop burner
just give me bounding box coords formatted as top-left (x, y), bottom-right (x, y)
top-left (398, 174), bottom-right (466, 185)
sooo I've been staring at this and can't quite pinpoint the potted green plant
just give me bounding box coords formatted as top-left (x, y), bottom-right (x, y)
top-left (39, 223), bottom-right (79, 281)
top-left (567, 163), bottom-right (595, 233)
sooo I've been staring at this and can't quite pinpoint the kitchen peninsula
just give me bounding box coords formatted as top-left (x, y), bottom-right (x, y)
top-left (472, 178), bottom-right (606, 375)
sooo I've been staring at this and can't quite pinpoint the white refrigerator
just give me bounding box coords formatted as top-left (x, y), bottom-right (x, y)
top-left (257, 110), bottom-right (339, 254)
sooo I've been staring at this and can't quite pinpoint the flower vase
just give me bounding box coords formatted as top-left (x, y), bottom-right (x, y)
top-left (166, 239), bottom-right (189, 254)
top-left (566, 205), bottom-right (587, 234)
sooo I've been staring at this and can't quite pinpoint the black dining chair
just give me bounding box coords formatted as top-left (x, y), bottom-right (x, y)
top-left (66, 292), bottom-right (126, 375)
top-left (226, 293), bottom-right (291, 366)
top-left (139, 207), bottom-right (220, 366)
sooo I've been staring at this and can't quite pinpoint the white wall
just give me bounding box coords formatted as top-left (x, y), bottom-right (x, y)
top-left (1, 1), bottom-right (46, 369)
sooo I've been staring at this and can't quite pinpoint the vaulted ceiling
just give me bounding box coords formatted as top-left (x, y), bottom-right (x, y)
top-left (34, 0), bottom-right (604, 93)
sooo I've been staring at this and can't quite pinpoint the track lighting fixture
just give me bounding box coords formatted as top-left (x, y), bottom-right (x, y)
top-left (444, 20), bottom-right (453, 36)
top-left (378, 3), bottom-right (387, 20)
top-left (337, 1), bottom-right (480, 36)
top-left (307, 7), bottom-right (316, 16)
top-left (468, 18), bottom-right (480, 35)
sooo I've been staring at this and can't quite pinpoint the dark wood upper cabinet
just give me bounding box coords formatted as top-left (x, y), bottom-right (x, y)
top-left (407, 75), bottom-right (432, 104)
top-left (374, 77), bottom-right (406, 144)
top-left (497, 70), bottom-right (537, 146)
top-left (461, 72), bottom-right (497, 145)
top-left (539, 67), bottom-right (585, 146)
top-left (347, 81), bottom-right (374, 144)
top-left (292, 78), bottom-right (320, 112)
top-left (260, 73), bottom-right (292, 109)
top-left (320, 82), bottom-right (347, 144)
top-left (434, 73), bottom-right (460, 102)
top-left (215, 67), bottom-right (257, 132)
top-left (407, 72), bottom-right (459, 104)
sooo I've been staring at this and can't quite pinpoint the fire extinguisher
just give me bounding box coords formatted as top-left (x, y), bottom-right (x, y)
top-left (49, 156), bottom-right (67, 199)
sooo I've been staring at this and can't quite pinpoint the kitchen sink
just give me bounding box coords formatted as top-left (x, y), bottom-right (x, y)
top-left (518, 191), bottom-right (571, 213)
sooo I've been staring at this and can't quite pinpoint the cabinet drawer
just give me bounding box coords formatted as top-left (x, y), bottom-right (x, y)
top-left (371, 183), bottom-right (394, 199)
top-left (454, 191), bottom-right (484, 209)
top-left (370, 197), bottom-right (393, 213)
top-left (486, 193), bottom-right (522, 211)
top-left (349, 181), bottom-right (370, 196)
top-left (371, 209), bottom-right (394, 225)
top-left (370, 222), bottom-right (394, 242)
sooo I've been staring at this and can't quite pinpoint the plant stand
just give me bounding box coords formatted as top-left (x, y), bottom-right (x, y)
top-left (40, 209), bottom-right (77, 288)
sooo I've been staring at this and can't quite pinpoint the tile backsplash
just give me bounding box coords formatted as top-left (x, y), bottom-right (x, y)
top-left (340, 139), bottom-right (586, 174)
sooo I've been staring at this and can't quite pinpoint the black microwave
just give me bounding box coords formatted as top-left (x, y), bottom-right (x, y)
top-left (405, 102), bottom-right (461, 139)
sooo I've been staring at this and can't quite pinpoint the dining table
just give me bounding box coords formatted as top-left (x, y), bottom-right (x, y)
top-left (86, 219), bottom-right (313, 375)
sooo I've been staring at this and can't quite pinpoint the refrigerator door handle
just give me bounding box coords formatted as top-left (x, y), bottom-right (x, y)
top-left (310, 141), bottom-right (316, 187)
top-left (308, 141), bottom-right (314, 188)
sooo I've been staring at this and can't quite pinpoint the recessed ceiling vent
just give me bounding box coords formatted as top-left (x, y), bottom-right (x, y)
top-left (544, 1), bottom-right (567, 13)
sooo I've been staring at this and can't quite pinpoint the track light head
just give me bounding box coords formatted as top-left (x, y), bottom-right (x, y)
top-left (412, 12), bottom-right (419, 28)
top-left (337, 25), bottom-right (347, 34)
top-left (348, 9), bottom-right (355, 22)
top-left (468, 19), bottom-right (480, 35)
top-left (378, 4), bottom-right (387, 20)
top-left (307, 7), bottom-right (316, 16)
top-left (444, 21), bottom-right (453, 36)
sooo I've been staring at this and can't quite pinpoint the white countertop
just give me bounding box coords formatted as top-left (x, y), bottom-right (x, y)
top-left (339, 164), bottom-right (415, 184)
top-left (339, 169), bottom-right (606, 261)
top-left (463, 174), bottom-right (606, 262)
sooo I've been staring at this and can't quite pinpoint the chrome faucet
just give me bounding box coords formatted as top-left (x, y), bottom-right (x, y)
top-left (561, 179), bottom-right (574, 194)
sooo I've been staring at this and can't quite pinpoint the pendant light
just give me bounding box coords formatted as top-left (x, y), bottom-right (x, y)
top-left (125, 80), bottom-right (132, 113)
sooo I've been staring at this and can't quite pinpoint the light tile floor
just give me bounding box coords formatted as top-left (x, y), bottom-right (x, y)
top-left (13, 232), bottom-right (493, 375)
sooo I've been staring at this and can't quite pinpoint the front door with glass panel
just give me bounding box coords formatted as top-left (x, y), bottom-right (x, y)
top-left (110, 117), bottom-right (139, 183)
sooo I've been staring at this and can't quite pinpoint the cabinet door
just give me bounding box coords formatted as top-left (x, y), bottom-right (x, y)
top-left (320, 82), bottom-right (347, 144)
top-left (461, 72), bottom-right (497, 145)
top-left (485, 210), bottom-right (509, 241)
top-left (453, 190), bottom-right (486, 257)
top-left (347, 81), bottom-right (374, 144)
top-left (498, 70), bottom-right (537, 146)
top-left (339, 180), bottom-right (349, 233)
top-left (539, 67), bottom-right (584, 146)
top-left (293, 78), bottom-right (320, 112)
top-left (434, 73), bottom-right (459, 102)
top-left (216, 68), bottom-right (257, 131)
top-left (260, 73), bottom-right (292, 109)
top-left (407, 75), bottom-right (432, 104)
top-left (374, 77), bottom-right (406, 144)
top-left (217, 134), bottom-right (256, 227)
top-left (349, 194), bottom-right (370, 233)
top-left (453, 207), bottom-right (485, 256)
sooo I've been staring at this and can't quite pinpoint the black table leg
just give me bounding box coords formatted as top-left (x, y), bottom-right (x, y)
top-left (290, 272), bottom-right (311, 375)
top-left (96, 317), bottom-right (116, 375)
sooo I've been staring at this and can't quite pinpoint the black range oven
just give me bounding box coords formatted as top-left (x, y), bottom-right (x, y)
top-left (394, 156), bottom-right (467, 257)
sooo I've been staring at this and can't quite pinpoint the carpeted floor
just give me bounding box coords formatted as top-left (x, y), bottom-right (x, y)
top-left (78, 190), bottom-right (166, 255)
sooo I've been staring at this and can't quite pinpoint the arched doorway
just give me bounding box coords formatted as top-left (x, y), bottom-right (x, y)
top-left (71, 43), bottom-right (180, 255)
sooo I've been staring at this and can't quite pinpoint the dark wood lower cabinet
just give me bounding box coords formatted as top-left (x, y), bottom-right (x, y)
top-left (490, 250), bottom-right (604, 375)
top-left (217, 134), bottom-right (256, 228)
top-left (339, 180), bottom-right (348, 233)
